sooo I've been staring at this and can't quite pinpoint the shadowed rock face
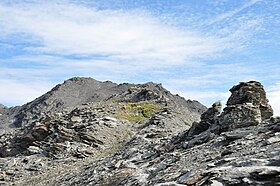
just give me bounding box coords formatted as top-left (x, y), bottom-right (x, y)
top-left (187, 101), bottom-right (222, 137)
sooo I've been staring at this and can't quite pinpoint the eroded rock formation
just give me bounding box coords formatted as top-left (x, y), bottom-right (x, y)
top-left (220, 81), bottom-right (273, 131)
top-left (226, 81), bottom-right (273, 120)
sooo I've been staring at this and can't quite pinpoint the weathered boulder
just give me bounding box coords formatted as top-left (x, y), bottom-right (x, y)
top-left (185, 81), bottom-right (273, 139)
top-left (226, 81), bottom-right (273, 120)
top-left (220, 81), bottom-right (273, 131)
top-left (220, 104), bottom-right (262, 131)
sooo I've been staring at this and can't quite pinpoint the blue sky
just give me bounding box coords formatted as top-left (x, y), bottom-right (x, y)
top-left (0, 0), bottom-right (279, 115)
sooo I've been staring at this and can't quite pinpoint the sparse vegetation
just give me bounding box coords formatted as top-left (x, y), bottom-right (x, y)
top-left (116, 101), bottom-right (164, 123)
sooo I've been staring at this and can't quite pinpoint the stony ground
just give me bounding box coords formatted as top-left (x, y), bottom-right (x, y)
top-left (46, 117), bottom-right (280, 186)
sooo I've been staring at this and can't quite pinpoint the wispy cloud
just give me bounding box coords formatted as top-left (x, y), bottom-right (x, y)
top-left (0, 1), bottom-right (254, 66)
top-left (0, 0), bottom-right (278, 115)
top-left (207, 0), bottom-right (262, 26)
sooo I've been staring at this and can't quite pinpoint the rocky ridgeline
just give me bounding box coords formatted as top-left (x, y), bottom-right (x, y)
top-left (0, 79), bottom-right (279, 185)
top-left (1, 77), bottom-right (205, 129)
top-left (0, 77), bottom-right (205, 185)
top-left (39, 81), bottom-right (279, 186)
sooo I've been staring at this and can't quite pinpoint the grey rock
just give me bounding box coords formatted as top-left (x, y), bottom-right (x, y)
top-left (186, 101), bottom-right (221, 139)
top-left (227, 81), bottom-right (273, 120)
top-left (5, 169), bottom-right (15, 176)
top-left (219, 104), bottom-right (262, 131)
top-left (222, 129), bottom-right (251, 140)
top-left (217, 81), bottom-right (273, 132)
top-left (27, 146), bottom-right (43, 155)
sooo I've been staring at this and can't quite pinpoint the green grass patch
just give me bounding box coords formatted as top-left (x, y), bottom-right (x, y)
top-left (116, 101), bottom-right (164, 123)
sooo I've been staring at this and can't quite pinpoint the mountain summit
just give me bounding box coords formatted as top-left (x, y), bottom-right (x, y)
top-left (3, 77), bottom-right (205, 128)
top-left (0, 78), bottom-right (279, 185)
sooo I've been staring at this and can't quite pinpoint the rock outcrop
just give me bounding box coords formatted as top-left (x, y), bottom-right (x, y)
top-left (187, 101), bottom-right (222, 137)
top-left (187, 81), bottom-right (274, 137)
top-left (226, 81), bottom-right (273, 120)
top-left (220, 81), bottom-right (273, 132)
top-left (0, 104), bottom-right (11, 135)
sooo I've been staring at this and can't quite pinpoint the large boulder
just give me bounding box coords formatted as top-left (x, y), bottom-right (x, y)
top-left (226, 81), bottom-right (273, 120)
top-left (220, 81), bottom-right (273, 131)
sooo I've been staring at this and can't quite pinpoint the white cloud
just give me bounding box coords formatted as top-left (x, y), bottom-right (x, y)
top-left (0, 1), bottom-right (250, 67)
top-left (0, 79), bottom-right (53, 106)
top-left (267, 83), bottom-right (280, 117)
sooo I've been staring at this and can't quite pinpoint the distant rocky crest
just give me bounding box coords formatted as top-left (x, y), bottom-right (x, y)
top-left (1, 77), bottom-right (205, 129)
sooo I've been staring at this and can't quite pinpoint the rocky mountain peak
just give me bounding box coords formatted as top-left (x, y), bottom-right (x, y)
top-left (6, 77), bottom-right (205, 128)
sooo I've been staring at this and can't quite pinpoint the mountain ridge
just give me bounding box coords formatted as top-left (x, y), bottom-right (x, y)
top-left (0, 78), bottom-right (279, 186)
top-left (2, 77), bottom-right (205, 128)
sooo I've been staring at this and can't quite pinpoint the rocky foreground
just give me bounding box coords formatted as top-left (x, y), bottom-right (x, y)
top-left (0, 78), bottom-right (279, 185)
